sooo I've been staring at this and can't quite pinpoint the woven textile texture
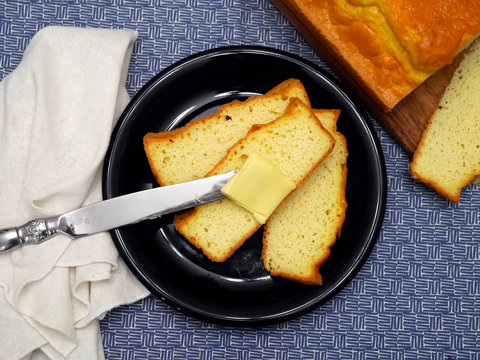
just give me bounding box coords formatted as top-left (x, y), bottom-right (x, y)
top-left (1, 1), bottom-right (479, 359)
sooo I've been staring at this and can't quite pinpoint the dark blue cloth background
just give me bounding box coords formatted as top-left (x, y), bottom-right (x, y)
top-left (1, 1), bottom-right (479, 359)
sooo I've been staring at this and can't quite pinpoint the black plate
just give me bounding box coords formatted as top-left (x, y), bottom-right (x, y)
top-left (103, 46), bottom-right (387, 325)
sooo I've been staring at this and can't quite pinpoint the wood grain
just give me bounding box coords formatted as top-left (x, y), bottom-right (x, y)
top-left (272, 0), bottom-right (463, 156)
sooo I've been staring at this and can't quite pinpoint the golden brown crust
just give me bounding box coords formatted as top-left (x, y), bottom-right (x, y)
top-left (265, 78), bottom-right (311, 108)
top-left (272, 0), bottom-right (409, 110)
top-left (336, 161), bottom-right (349, 238)
top-left (142, 136), bottom-right (167, 187)
top-left (266, 266), bottom-right (324, 285)
top-left (273, 0), bottom-right (480, 111)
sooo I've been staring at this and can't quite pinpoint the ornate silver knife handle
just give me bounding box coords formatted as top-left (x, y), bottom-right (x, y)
top-left (0, 217), bottom-right (63, 252)
top-left (0, 171), bottom-right (237, 253)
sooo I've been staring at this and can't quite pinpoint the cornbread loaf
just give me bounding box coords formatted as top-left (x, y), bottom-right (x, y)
top-left (174, 99), bottom-right (335, 262)
top-left (262, 109), bottom-right (347, 285)
top-left (143, 78), bottom-right (310, 186)
top-left (410, 38), bottom-right (480, 202)
top-left (273, 0), bottom-right (480, 111)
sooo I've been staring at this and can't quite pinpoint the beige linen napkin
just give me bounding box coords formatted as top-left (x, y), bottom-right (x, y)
top-left (0, 26), bottom-right (150, 359)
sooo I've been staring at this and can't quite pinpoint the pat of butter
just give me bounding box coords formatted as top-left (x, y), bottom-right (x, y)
top-left (221, 153), bottom-right (296, 224)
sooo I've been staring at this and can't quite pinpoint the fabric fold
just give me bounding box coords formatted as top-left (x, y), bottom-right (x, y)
top-left (0, 26), bottom-right (150, 359)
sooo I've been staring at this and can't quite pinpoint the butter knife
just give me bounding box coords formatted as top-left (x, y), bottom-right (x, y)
top-left (0, 170), bottom-right (237, 252)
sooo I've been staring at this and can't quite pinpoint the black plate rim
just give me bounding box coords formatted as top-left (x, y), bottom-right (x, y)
top-left (102, 45), bottom-right (387, 325)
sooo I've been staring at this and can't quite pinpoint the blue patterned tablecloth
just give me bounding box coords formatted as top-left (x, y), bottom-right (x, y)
top-left (1, 1), bottom-right (479, 359)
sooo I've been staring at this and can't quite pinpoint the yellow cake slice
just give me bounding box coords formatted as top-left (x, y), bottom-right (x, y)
top-left (262, 109), bottom-right (348, 284)
top-left (143, 79), bottom-right (310, 186)
top-left (410, 38), bottom-right (480, 202)
top-left (174, 99), bottom-right (335, 262)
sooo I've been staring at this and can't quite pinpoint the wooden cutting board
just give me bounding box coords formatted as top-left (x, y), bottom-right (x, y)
top-left (272, 0), bottom-right (464, 156)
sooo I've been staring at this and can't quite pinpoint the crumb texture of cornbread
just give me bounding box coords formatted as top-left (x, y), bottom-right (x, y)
top-left (410, 38), bottom-right (480, 202)
top-left (262, 109), bottom-right (348, 285)
top-left (143, 79), bottom-right (310, 186)
top-left (283, 0), bottom-right (480, 110)
top-left (174, 99), bottom-right (335, 262)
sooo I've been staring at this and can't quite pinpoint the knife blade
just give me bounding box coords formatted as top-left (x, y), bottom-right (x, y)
top-left (0, 170), bottom-right (237, 252)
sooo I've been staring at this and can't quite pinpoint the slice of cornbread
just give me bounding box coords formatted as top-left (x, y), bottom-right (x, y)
top-left (143, 79), bottom-right (310, 186)
top-left (410, 38), bottom-right (480, 202)
top-left (174, 99), bottom-right (335, 262)
top-left (262, 109), bottom-right (348, 284)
